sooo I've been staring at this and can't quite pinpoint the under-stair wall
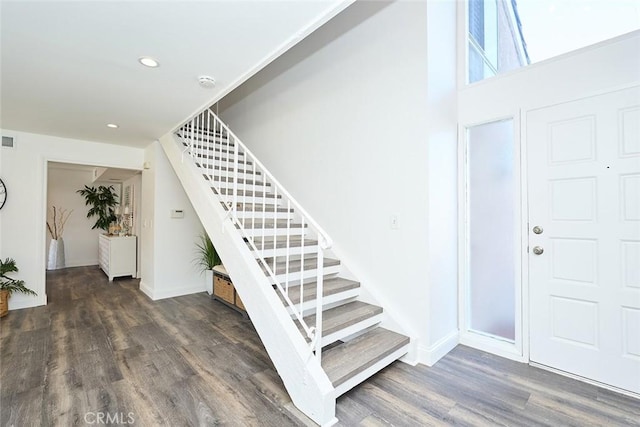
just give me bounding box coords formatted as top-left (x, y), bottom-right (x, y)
top-left (159, 133), bottom-right (337, 425)
top-left (160, 106), bottom-right (411, 426)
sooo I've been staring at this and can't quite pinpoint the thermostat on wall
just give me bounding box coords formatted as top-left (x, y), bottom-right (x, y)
top-left (171, 209), bottom-right (184, 218)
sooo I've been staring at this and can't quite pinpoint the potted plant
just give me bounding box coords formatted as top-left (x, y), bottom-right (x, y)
top-left (77, 185), bottom-right (119, 232)
top-left (0, 258), bottom-right (37, 317)
top-left (194, 232), bottom-right (221, 295)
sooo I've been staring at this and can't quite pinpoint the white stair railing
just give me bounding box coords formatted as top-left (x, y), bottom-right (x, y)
top-left (176, 108), bottom-right (333, 362)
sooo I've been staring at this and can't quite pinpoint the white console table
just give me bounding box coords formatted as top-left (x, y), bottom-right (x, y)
top-left (98, 234), bottom-right (137, 281)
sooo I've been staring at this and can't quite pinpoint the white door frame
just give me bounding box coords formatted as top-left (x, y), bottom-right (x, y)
top-left (457, 111), bottom-right (528, 362)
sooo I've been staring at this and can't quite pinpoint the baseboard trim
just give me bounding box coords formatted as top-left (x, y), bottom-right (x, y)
top-left (138, 281), bottom-right (206, 301)
top-left (139, 281), bottom-right (154, 300)
top-left (8, 294), bottom-right (46, 311)
top-left (417, 329), bottom-right (459, 366)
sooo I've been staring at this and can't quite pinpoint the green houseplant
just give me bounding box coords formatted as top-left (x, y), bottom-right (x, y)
top-left (77, 185), bottom-right (119, 232)
top-left (0, 258), bottom-right (37, 317)
top-left (194, 232), bottom-right (221, 295)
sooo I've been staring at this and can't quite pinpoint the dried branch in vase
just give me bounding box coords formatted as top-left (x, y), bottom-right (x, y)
top-left (47, 206), bottom-right (73, 240)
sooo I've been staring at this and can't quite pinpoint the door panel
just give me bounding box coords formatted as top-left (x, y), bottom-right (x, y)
top-left (528, 86), bottom-right (640, 394)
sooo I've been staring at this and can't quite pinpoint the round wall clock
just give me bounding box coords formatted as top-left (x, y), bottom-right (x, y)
top-left (0, 179), bottom-right (6, 210)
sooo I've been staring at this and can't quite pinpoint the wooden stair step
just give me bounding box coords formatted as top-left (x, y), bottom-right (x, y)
top-left (239, 219), bottom-right (304, 229)
top-left (322, 328), bottom-right (409, 387)
top-left (217, 189), bottom-right (281, 199)
top-left (250, 236), bottom-right (318, 249)
top-left (220, 203), bottom-right (289, 214)
top-left (196, 154), bottom-right (251, 164)
top-left (199, 164), bottom-right (259, 175)
top-left (285, 277), bottom-right (360, 303)
top-left (177, 134), bottom-right (230, 144)
top-left (263, 256), bottom-right (339, 275)
top-left (237, 205), bottom-right (292, 213)
top-left (204, 175), bottom-right (269, 187)
top-left (179, 126), bottom-right (227, 137)
top-left (184, 142), bottom-right (239, 154)
top-left (302, 301), bottom-right (382, 338)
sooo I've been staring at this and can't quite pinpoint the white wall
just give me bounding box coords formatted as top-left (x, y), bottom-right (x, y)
top-left (139, 141), bottom-right (205, 300)
top-left (0, 130), bottom-right (144, 310)
top-left (46, 166), bottom-right (104, 267)
top-left (219, 1), bottom-right (459, 365)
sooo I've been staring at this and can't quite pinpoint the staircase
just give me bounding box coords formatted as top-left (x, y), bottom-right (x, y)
top-left (161, 108), bottom-right (410, 426)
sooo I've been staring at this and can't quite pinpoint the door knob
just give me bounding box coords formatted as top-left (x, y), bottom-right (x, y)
top-left (533, 226), bottom-right (543, 234)
top-left (533, 246), bottom-right (544, 255)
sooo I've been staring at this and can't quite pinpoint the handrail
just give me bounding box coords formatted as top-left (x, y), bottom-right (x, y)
top-left (175, 109), bottom-right (332, 361)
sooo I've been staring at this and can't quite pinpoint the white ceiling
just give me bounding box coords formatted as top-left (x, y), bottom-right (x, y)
top-left (0, 0), bottom-right (351, 148)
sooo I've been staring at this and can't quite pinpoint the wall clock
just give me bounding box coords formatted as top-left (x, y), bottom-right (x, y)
top-left (0, 179), bottom-right (6, 210)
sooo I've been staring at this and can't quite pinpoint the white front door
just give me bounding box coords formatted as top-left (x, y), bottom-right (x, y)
top-left (528, 86), bottom-right (640, 394)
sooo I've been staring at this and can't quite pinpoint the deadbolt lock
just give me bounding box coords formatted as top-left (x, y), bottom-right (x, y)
top-left (533, 226), bottom-right (543, 234)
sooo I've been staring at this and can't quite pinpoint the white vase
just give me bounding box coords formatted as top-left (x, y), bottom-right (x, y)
top-left (47, 238), bottom-right (66, 270)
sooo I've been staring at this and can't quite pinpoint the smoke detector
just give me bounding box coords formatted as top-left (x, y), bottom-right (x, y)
top-left (198, 75), bottom-right (216, 89)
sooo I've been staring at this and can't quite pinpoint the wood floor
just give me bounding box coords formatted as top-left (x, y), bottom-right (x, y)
top-left (1, 266), bottom-right (638, 426)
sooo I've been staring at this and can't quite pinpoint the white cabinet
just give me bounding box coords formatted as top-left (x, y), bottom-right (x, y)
top-left (98, 234), bottom-right (137, 281)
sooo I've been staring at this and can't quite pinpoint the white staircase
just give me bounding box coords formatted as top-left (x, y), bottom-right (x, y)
top-left (161, 109), bottom-right (409, 426)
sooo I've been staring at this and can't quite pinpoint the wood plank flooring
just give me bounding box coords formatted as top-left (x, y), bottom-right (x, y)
top-left (1, 266), bottom-right (638, 426)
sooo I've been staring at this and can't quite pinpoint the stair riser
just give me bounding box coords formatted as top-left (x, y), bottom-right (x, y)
top-left (185, 144), bottom-right (242, 155)
top-left (178, 136), bottom-right (232, 146)
top-left (331, 344), bottom-right (410, 399)
top-left (211, 182), bottom-right (271, 193)
top-left (321, 315), bottom-right (383, 347)
top-left (194, 154), bottom-right (250, 165)
top-left (235, 211), bottom-right (294, 221)
top-left (199, 168), bottom-right (260, 180)
top-left (239, 227), bottom-right (307, 238)
top-left (219, 195), bottom-right (282, 206)
top-left (251, 245), bottom-right (319, 259)
top-left (266, 264), bottom-right (341, 285)
top-left (285, 288), bottom-right (360, 315)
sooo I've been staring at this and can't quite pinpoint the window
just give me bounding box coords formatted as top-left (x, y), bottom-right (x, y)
top-left (468, 0), bottom-right (498, 83)
top-left (466, 0), bottom-right (640, 84)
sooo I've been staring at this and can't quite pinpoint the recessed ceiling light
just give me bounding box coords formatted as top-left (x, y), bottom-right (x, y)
top-left (138, 56), bottom-right (159, 68)
top-left (107, 123), bottom-right (119, 129)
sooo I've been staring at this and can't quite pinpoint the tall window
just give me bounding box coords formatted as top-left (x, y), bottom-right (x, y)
top-left (468, 0), bottom-right (498, 83)
top-left (467, 0), bottom-right (639, 84)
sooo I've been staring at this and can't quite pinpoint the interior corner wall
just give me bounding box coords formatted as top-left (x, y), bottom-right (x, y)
top-left (0, 129), bottom-right (144, 311)
top-left (219, 1), bottom-right (458, 365)
top-left (423, 0), bottom-right (459, 365)
top-left (139, 141), bottom-right (205, 300)
top-left (122, 173), bottom-right (142, 277)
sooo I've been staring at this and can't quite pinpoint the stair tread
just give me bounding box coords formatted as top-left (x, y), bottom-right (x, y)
top-left (263, 257), bottom-right (340, 276)
top-left (321, 328), bottom-right (409, 387)
top-left (302, 301), bottom-right (383, 337)
top-left (186, 144), bottom-right (241, 154)
top-left (199, 164), bottom-right (259, 175)
top-left (285, 277), bottom-right (360, 303)
top-left (239, 206), bottom-right (293, 213)
top-left (250, 236), bottom-right (318, 249)
top-left (239, 219), bottom-right (305, 229)
top-left (212, 176), bottom-right (267, 185)
top-left (205, 175), bottom-right (269, 187)
top-left (195, 154), bottom-right (251, 164)
top-left (217, 189), bottom-right (281, 199)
